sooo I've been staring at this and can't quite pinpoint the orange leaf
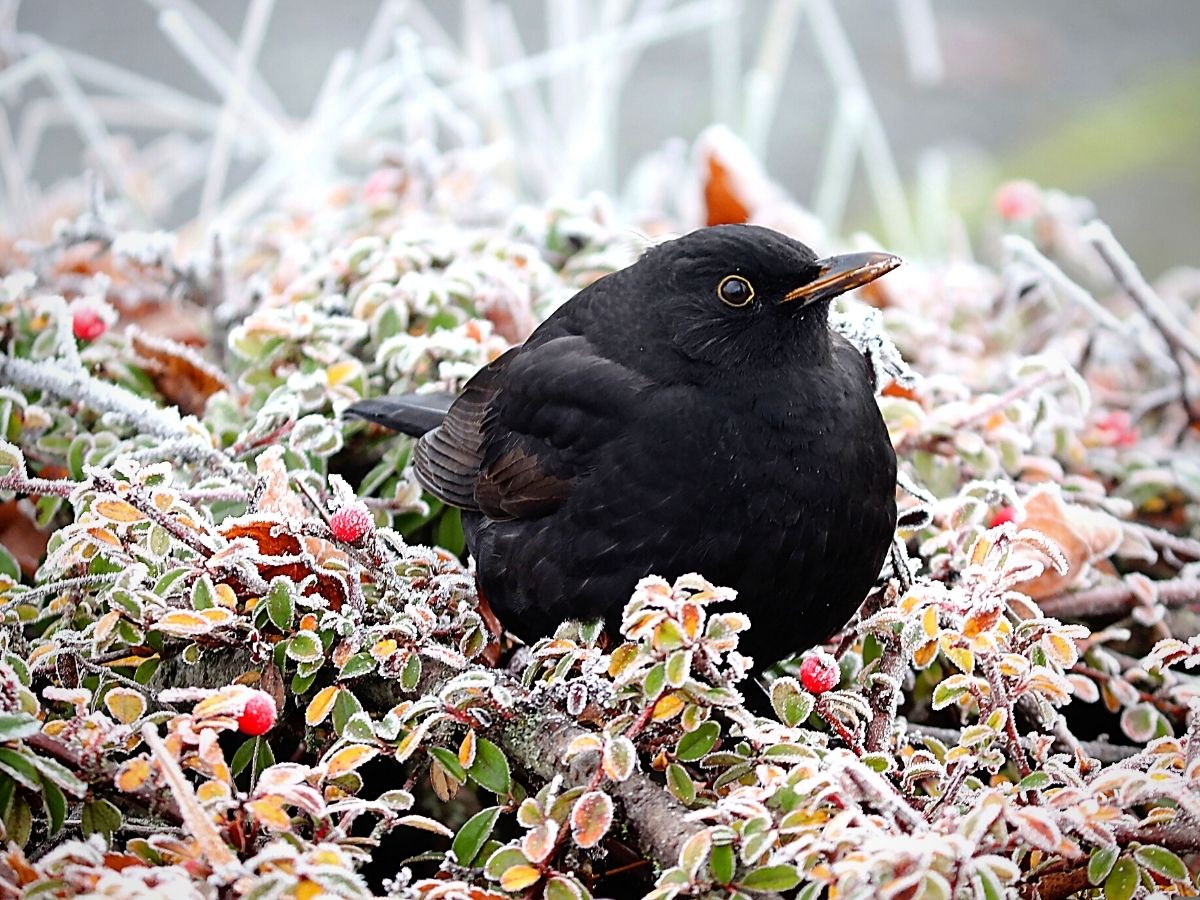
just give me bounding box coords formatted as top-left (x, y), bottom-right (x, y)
top-left (499, 865), bottom-right (542, 892)
top-left (247, 795), bottom-right (292, 831)
top-left (325, 744), bottom-right (378, 777)
top-left (703, 154), bottom-right (751, 226)
top-left (459, 730), bottom-right (477, 769)
top-left (652, 692), bottom-right (685, 722)
top-left (115, 758), bottom-right (151, 792)
top-left (94, 500), bottom-right (143, 524)
top-left (306, 686), bottom-right (340, 726)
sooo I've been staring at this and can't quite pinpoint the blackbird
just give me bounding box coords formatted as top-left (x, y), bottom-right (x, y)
top-left (348, 224), bottom-right (900, 668)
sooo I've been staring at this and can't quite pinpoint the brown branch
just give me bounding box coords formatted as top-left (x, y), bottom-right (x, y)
top-left (865, 632), bottom-right (907, 753)
top-left (26, 731), bottom-right (183, 827)
top-left (1025, 820), bottom-right (1200, 900)
top-left (152, 647), bottom-right (715, 889)
top-left (907, 724), bottom-right (1140, 765)
top-left (0, 471), bottom-right (81, 498)
top-left (1038, 577), bottom-right (1200, 619)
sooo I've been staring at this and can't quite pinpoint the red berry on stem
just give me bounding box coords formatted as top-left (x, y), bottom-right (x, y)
top-left (238, 691), bottom-right (276, 735)
top-left (72, 308), bottom-right (107, 341)
top-left (799, 651), bottom-right (839, 694)
top-left (989, 506), bottom-right (1017, 528)
top-left (329, 501), bottom-right (372, 542)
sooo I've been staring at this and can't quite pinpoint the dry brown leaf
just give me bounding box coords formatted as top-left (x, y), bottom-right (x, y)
top-left (1012, 486), bottom-right (1123, 599)
top-left (129, 327), bottom-right (230, 417)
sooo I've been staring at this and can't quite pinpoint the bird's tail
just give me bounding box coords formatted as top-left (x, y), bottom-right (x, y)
top-left (344, 394), bottom-right (454, 437)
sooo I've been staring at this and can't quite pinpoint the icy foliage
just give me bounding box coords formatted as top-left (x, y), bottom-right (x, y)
top-left (1, 106), bottom-right (1199, 900)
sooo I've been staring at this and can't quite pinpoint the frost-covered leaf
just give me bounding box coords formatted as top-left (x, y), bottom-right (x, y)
top-left (570, 790), bottom-right (613, 848)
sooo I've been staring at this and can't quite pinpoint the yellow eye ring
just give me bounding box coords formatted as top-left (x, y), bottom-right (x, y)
top-left (717, 274), bottom-right (755, 308)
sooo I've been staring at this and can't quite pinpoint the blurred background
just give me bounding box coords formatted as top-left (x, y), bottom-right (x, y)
top-left (4, 0), bottom-right (1199, 274)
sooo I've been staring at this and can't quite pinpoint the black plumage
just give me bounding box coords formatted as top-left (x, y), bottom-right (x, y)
top-left (347, 224), bottom-right (900, 667)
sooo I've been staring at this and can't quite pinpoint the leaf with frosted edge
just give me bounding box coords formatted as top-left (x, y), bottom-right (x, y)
top-left (1132, 845), bottom-right (1188, 882)
top-left (676, 721), bottom-right (720, 762)
top-left (769, 677), bottom-right (814, 727)
top-left (286, 631), bottom-right (324, 663)
top-left (666, 763), bottom-right (696, 805)
top-left (740, 865), bottom-right (801, 892)
top-left (323, 744), bottom-right (378, 776)
top-left (0, 714), bottom-right (39, 742)
top-left (500, 865), bottom-right (542, 892)
top-left (484, 846), bottom-right (530, 881)
top-left (602, 735), bottom-right (636, 782)
top-left (545, 876), bottom-right (586, 900)
top-left (570, 790), bottom-right (613, 848)
top-left (1119, 703), bottom-right (1159, 743)
top-left (1104, 857), bottom-right (1137, 900)
top-left (102, 687), bottom-right (146, 724)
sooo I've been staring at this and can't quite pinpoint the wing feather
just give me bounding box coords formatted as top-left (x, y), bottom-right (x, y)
top-left (413, 336), bottom-right (648, 519)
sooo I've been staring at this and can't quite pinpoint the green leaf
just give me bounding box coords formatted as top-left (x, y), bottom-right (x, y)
top-left (42, 778), bottom-right (66, 837)
top-left (0, 747), bottom-right (40, 790)
top-left (231, 737), bottom-right (256, 778)
top-left (0, 713), bottom-right (39, 742)
top-left (931, 680), bottom-right (969, 710)
top-left (400, 652), bottom-right (422, 692)
top-left (769, 677), bottom-right (814, 727)
top-left (339, 652), bottom-right (375, 680)
top-left (468, 737), bottom-right (512, 795)
top-left (81, 797), bottom-right (122, 838)
top-left (1133, 845), bottom-right (1188, 882)
top-left (1016, 771), bottom-right (1051, 791)
top-left (286, 631), bottom-right (323, 663)
top-left (666, 763), bottom-right (696, 805)
top-left (709, 843), bottom-right (736, 885)
top-left (0, 543), bottom-right (18, 580)
top-left (544, 876), bottom-right (587, 900)
top-left (29, 752), bottom-right (87, 797)
top-left (254, 737), bottom-right (275, 781)
top-left (134, 656), bottom-right (161, 686)
top-left (483, 846), bottom-right (529, 881)
top-left (190, 574), bottom-right (215, 610)
top-left (331, 689), bottom-right (363, 735)
top-left (1088, 846), bottom-right (1119, 886)
top-left (267, 578), bottom-right (295, 631)
top-left (4, 794), bottom-right (31, 847)
top-left (153, 566), bottom-right (190, 597)
top-left (676, 721), bottom-right (720, 762)
top-left (740, 865), bottom-right (802, 892)
top-left (643, 662), bottom-right (666, 700)
top-left (429, 747), bottom-right (468, 783)
top-left (291, 670), bottom-right (318, 695)
top-left (1104, 857), bottom-right (1138, 900)
top-left (452, 806), bottom-right (501, 867)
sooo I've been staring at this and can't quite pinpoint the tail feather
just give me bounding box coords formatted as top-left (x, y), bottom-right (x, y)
top-left (345, 394), bottom-right (454, 437)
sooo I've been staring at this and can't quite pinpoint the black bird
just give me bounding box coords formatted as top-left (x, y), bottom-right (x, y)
top-left (348, 225), bottom-right (900, 668)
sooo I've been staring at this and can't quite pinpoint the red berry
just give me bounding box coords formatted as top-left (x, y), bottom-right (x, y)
top-left (799, 651), bottom-right (839, 694)
top-left (1094, 411), bottom-right (1139, 448)
top-left (237, 691), bottom-right (276, 736)
top-left (329, 501), bottom-right (372, 542)
top-left (72, 308), bottom-right (107, 341)
top-left (989, 506), bottom-right (1017, 528)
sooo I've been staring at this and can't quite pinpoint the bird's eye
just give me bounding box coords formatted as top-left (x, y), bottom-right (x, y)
top-left (717, 274), bottom-right (754, 308)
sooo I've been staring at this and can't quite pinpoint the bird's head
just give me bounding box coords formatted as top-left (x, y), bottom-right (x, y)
top-left (635, 224), bottom-right (900, 370)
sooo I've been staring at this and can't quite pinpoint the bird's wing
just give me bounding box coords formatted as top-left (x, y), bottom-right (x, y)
top-left (415, 335), bottom-right (647, 519)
